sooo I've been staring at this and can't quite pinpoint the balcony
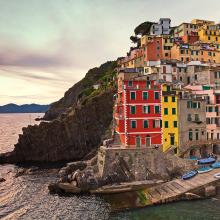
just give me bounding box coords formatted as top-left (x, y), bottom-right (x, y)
top-left (192, 118), bottom-right (203, 124)
top-left (162, 91), bottom-right (177, 96)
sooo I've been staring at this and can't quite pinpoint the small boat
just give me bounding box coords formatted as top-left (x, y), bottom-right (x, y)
top-left (214, 172), bottom-right (220, 179)
top-left (198, 166), bottom-right (213, 174)
top-left (198, 157), bottom-right (216, 165)
top-left (182, 170), bottom-right (198, 180)
top-left (211, 161), bottom-right (220, 169)
top-left (189, 156), bottom-right (198, 160)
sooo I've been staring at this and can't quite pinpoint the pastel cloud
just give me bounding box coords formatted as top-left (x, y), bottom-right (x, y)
top-left (0, 0), bottom-right (219, 105)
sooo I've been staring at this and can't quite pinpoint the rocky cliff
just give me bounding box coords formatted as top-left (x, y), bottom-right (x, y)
top-left (0, 61), bottom-right (117, 164)
top-left (44, 61), bottom-right (116, 121)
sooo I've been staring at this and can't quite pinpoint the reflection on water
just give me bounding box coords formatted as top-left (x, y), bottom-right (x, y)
top-left (1, 113), bottom-right (220, 220)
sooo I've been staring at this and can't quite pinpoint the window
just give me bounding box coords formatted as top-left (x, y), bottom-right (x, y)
top-left (143, 120), bottom-right (148, 128)
top-left (154, 92), bottom-right (159, 100)
top-left (131, 120), bottom-right (136, 129)
top-left (195, 114), bottom-right (200, 121)
top-left (130, 106), bottom-right (136, 114)
top-left (154, 106), bottom-right (160, 114)
top-left (143, 92), bottom-right (148, 100)
top-left (130, 92), bottom-right (136, 100)
top-left (187, 101), bottom-right (192, 108)
top-left (164, 121), bottom-right (169, 128)
top-left (167, 85), bottom-right (171, 92)
top-left (195, 129), bottom-right (199, 140)
top-left (128, 81), bottom-right (133, 87)
top-left (143, 105), bottom-right (150, 114)
top-left (172, 108), bottom-right (176, 115)
top-left (164, 108), bottom-right (168, 115)
top-left (173, 121), bottom-right (178, 128)
top-left (146, 81), bottom-right (151, 88)
top-left (153, 120), bottom-right (160, 128)
top-left (164, 96), bottom-right (168, 102)
top-left (189, 129), bottom-right (193, 141)
top-left (172, 96), bottom-right (175, 102)
top-left (187, 114), bottom-right (192, 121)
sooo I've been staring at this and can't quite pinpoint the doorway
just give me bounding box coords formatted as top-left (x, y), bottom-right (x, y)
top-left (170, 135), bottom-right (175, 146)
top-left (136, 136), bottom-right (141, 148)
top-left (146, 136), bottom-right (151, 147)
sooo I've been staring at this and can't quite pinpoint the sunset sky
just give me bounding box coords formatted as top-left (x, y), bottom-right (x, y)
top-left (0, 0), bottom-right (219, 105)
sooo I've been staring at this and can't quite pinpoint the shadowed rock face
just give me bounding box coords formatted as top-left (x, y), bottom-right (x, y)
top-left (0, 90), bottom-right (114, 163)
top-left (44, 61), bottom-right (116, 121)
top-left (0, 61), bottom-right (116, 164)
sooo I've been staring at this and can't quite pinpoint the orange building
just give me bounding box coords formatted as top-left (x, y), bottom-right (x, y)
top-left (171, 43), bottom-right (220, 64)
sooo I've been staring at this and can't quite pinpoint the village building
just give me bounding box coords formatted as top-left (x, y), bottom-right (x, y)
top-left (114, 70), bottom-right (162, 148)
top-left (150, 18), bottom-right (171, 36)
top-left (174, 22), bottom-right (198, 37)
top-left (198, 22), bottom-right (220, 44)
top-left (177, 90), bottom-right (207, 157)
top-left (161, 83), bottom-right (179, 153)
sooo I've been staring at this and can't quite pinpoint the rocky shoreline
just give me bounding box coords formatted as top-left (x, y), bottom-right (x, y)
top-left (48, 147), bottom-right (198, 195)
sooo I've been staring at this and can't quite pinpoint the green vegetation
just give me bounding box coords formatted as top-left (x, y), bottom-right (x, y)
top-left (134, 21), bottom-right (154, 36)
top-left (80, 61), bottom-right (117, 105)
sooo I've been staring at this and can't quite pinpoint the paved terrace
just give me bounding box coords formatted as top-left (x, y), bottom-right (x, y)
top-left (147, 168), bottom-right (220, 204)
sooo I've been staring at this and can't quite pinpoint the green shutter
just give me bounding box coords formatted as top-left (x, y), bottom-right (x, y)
top-left (143, 92), bottom-right (148, 100)
top-left (155, 106), bottom-right (160, 113)
top-left (154, 92), bottom-right (159, 100)
top-left (172, 108), bottom-right (176, 115)
top-left (164, 108), bottom-right (168, 115)
top-left (131, 106), bottom-right (136, 114)
top-left (131, 121), bottom-right (136, 128)
top-left (164, 121), bottom-right (169, 128)
top-left (173, 121), bottom-right (177, 127)
top-left (143, 120), bottom-right (148, 128)
top-left (128, 81), bottom-right (133, 87)
top-left (153, 120), bottom-right (156, 128)
top-left (172, 96), bottom-right (175, 102)
top-left (131, 92), bottom-right (136, 100)
top-left (164, 96), bottom-right (168, 102)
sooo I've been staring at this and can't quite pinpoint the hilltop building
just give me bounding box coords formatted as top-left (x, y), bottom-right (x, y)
top-left (111, 18), bottom-right (220, 159)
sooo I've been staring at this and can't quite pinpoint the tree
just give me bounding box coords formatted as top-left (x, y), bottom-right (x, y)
top-left (134, 21), bottom-right (154, 36)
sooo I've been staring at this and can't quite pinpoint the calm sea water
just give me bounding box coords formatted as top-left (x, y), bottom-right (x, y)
top-left (1, 113), bottom-right (220, 220)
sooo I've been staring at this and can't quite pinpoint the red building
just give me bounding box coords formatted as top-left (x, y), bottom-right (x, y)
top-left (144, 37), bottom-right (163, 62)
top-left (182, 35), bottom-right (200, 44)
top-left (114, 70), bottom-right (162, 148)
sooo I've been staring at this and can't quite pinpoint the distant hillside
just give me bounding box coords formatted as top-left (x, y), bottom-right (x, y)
top-left (0, 104), bottom-right (50, 113)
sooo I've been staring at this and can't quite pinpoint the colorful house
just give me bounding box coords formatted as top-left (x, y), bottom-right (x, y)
top-left (114, 70), bottom-right (162, 148)
top-left (198, 23), bottom-right (220, 44)
top-left (161, 83), bottom-right (179, 153)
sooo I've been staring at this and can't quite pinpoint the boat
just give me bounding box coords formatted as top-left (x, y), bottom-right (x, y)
top-left (214, 172), bottom-right (220, 179)
top-left (198, 166), bottom-right (213, 174)
top-left (189, 156), bottom-right (197, 160)
top-left (182, 170), bottom-right (198, 180)
top-left (198, 157), bottom-right (216, 165)
top-left (211, 161), bottom-right (220, 169)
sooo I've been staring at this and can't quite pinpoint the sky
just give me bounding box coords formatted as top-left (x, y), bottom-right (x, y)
top-left (0, 0), bottom-right (219, 105)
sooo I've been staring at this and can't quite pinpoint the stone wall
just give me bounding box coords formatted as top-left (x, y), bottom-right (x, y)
top-left (98, 146), bottom-right (197, 181)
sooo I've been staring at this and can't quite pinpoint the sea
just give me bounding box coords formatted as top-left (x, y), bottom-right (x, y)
top-left (1, 113), bottom-right (220, 220)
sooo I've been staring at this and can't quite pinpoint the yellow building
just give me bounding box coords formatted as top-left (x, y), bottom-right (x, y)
top-left (198, 23), bottom-right (220, 44)
top-left (162, 83), bottom-right (179, 153)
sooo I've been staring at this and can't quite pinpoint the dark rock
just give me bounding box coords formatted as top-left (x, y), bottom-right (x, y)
top-left (0, 61), bottom-right (116, 164)
top-left (48, 183), bottom-right (64, 194)
top-left (0, 177), bottom-right (6, 182)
